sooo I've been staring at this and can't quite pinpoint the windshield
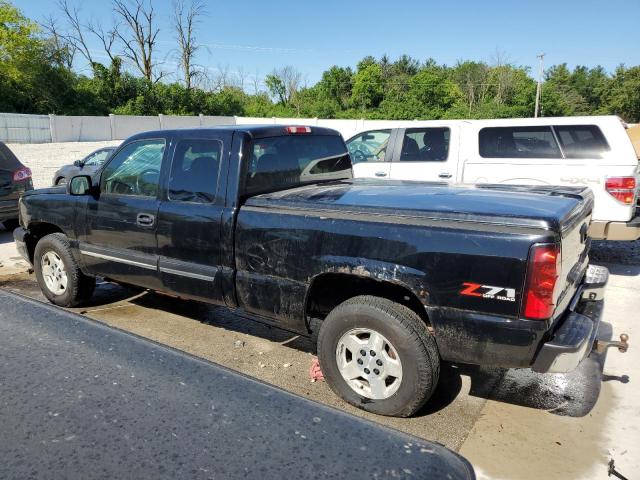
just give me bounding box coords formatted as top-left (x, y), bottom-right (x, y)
top-left (245, 135), bottom-right (352, 195)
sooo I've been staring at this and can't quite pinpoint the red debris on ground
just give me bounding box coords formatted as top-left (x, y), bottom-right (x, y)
top-left (309, 356), bottom-right (324, 382)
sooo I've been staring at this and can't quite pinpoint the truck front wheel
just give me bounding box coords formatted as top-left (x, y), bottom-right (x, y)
top-left (318, 295), bottom-right (440, 417)
top-left (34, 233), bottom-right (96, 307)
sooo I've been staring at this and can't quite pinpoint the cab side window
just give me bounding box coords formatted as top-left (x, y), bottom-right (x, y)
top-left (101, 139), bottom-right (165, 197)
top-left (168, 139), bottom-right (222, 203)
top-left (400, 128), bottom-right (450, 162)
top-left (346, 130), bottom-right (392, 164)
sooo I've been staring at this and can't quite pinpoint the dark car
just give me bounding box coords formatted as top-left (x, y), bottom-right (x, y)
top-left (0, 142), bottom-right (32, 231)
top-left (14, 125), bottom-right (628, 417)
top-left (51, 146), bottom-right (116, 186)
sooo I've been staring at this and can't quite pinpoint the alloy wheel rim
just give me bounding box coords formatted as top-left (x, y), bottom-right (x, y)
top-left (41, 251), bottom-right (68, 295)
top-left (335, 328), bottom-right (403, 400)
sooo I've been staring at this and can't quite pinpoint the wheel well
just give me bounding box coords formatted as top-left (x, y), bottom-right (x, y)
top-left (306, 273), bottom-right (430, 329)
top-left (26, 222), bottom-right (63, 263)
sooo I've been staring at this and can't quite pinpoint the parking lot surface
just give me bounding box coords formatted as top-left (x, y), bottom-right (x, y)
top-left (1, 225), bottom-right (638, 479)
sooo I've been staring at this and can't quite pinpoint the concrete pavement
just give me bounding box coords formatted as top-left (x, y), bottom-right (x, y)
top-left (1, 225), bottom-right (638, 478)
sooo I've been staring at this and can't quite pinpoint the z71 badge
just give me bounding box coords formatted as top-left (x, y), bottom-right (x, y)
top-left (460, 283), bottom-right (516, 302)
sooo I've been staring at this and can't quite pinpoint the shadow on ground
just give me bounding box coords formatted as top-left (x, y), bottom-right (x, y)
top-left (591, 240), bottom-right (640, 271)
top-left (131, 291), bottom-right (317, 354)
top-left (418, 322), bottom-right (615, 418)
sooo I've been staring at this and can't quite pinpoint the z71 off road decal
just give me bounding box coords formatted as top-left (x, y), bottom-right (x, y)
top-left (460, 283), bottom-right (516, 302)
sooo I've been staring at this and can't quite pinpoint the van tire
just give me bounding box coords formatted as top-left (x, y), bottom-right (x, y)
top-left (318, 295), bottom-right (439, 417)
top-left (34, 233), bottom-right (95, 307)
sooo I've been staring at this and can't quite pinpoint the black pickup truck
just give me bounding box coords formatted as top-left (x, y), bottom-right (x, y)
top-left (14, 125), bottom-right (627, 417)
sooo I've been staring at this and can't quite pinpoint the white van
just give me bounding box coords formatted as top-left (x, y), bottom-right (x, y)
top-left (347, 116), bottom-right (640, 241)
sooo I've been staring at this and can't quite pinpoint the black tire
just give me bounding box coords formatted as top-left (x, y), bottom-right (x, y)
top-left (2, 219), bottom-right (19, 231)
top-left (34, 233), bottom-right (96, 307)
top-left (318, 295), bottom-right (439, 417)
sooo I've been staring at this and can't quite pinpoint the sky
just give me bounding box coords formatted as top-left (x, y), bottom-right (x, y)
top-left (14, 0), bottom-right (640, 88)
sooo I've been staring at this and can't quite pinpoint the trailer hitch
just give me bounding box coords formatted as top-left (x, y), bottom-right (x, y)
top-left (595, 334), bottom-right (629, 354)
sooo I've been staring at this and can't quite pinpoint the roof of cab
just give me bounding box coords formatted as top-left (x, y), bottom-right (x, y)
top-left (125, 124), bottom-right (342, 142)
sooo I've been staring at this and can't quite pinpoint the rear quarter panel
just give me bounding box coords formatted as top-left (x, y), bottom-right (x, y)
top-left (235, 204), bottom-right (553, 334)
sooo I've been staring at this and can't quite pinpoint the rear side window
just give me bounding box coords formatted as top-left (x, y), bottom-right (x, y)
top-left (246, 135), bottom-right (352, 195)
top-left (168, 139), bottom-right (222, 203)
top-left (555, 125), bottom-right (610, 159)
top-left (400, 128), bottom-right (450, 162)
top-left (479, 127), bottom-right (561, 158)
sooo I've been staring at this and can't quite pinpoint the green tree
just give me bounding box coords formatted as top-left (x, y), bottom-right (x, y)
top-left (351, 63), bottom-right (384, 110)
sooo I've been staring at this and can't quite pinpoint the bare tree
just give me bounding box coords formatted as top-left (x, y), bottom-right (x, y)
top-left (172, 0), bottom-right (205, 90)
top-left (251, 69), bottom-right (262, 95)
top-left (265, 66), bottom-right (302, 105)
top-left (86, 20), bottom-right (119, 64)
top-left (40, 14), bottom-right (76, 69)
top-left (234, 66), bottom-right (247, 91)
top-left (211, 63), bottom-right (231, 91)
top-left (57, 0), bottom-right (94, 65)
top-left (113, 0), bottom-right (162, 82)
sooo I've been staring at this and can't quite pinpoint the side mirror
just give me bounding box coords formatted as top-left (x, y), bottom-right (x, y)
top-left (68, 175), bottom-right (93, 196)
top-left (73, 160), bottom-right (82, 167)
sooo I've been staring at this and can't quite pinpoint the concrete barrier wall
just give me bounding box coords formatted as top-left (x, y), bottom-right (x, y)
top-left (0, 113), bottom-right (51, 143)
top-left (52, 116), bottom-right (112, 142)
top-left (7, 141), bottom-right (121, 188)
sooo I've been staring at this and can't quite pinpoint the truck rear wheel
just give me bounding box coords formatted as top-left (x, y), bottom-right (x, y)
top-left (34, 233), bottom-right (95, 307)
top-left (318, 295), bottom-right (439, 417)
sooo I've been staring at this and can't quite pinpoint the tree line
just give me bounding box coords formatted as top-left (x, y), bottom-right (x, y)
top-left (1, 0), bottom-right (639, 122)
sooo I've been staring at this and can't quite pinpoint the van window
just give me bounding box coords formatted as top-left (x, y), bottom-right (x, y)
top-left (400, 128), bottom-right (450, 162)
top-left (346, 130), bottom-right (391, 163)
top-left (168, 139), bottom-right (222, 203)
top-left (555, 125), bottom-right (610, 159)
top-left (479, 127), bottom-right (561, 159)
top-left (246, 135), bottom-right (352, 195)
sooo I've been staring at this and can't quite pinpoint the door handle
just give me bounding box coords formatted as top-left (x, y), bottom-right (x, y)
top-left (438, 172), bottom-right (452, 179)
top-left (136, 213), bottom-right (155, 227)
top-left (375, 171), bottom-right (388, 177)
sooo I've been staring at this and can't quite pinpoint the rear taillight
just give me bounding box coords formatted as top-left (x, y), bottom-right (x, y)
top-left (285, 126), bottom-right (311, 134)
top-left (523, 243), bottom-right (561, 320)
top-left (605, 176), bottom-right (636, 205)
top-left (13, 167), bottom-right (32, 182)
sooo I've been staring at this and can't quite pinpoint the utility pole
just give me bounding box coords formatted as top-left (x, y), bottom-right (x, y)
top-left (534, 53), bottom-right (545, 118)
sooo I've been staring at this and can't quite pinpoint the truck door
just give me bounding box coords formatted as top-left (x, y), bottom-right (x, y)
top-left (156, 135), bottom-right (227, 304)
top-left (78, 138), bottom-right (166, 290)
top-left (389, 126), bottom-right (458, 183)
top-left (347, 129), bottom-right (395, 179)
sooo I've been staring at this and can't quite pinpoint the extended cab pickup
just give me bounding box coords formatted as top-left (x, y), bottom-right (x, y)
top-left (14, 125), bottom-right (628, 417)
